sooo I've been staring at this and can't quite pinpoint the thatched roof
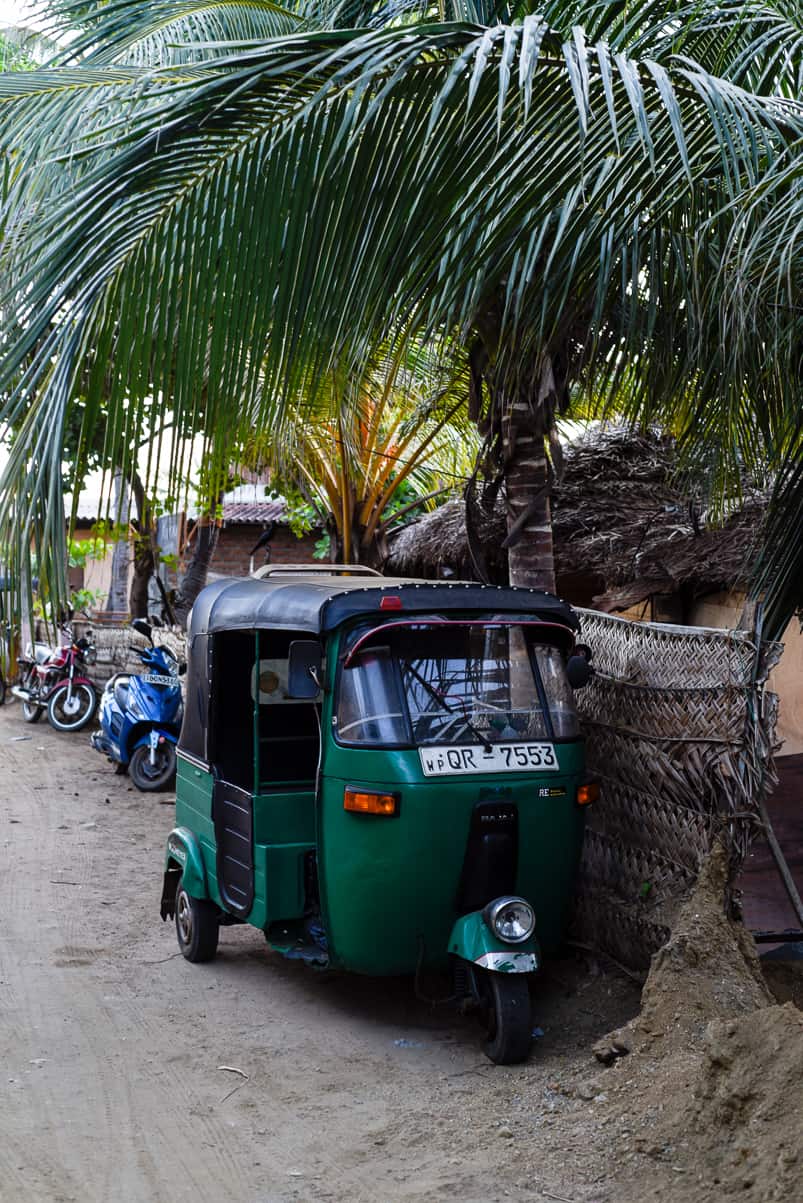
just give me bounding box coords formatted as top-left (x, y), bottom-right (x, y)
top-left (385, 428), bottom-right (768, 612)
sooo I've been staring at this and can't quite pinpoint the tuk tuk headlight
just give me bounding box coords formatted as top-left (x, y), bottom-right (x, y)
top-left (483, 896), bottom-right (535, 944)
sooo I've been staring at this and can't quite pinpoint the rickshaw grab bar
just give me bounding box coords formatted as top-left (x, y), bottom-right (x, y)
top-left (252, 563), bottom-right (383, 579)
top-left (343, 618), bottom-right (576, 667)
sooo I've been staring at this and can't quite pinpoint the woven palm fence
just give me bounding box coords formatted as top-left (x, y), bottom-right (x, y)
top-left (572, 609), bottom-right (781, 970)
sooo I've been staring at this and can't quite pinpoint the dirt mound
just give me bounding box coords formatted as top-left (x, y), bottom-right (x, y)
top-left (636, 845), bottom-right (772, 1044)
top-left (585, 845), bottom-right (803, 1202)
top-left (688, 1004), bottom-right (803, 1199)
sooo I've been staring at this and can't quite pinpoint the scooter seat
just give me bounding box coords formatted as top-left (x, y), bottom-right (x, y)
top-left (114, 676), bottom-right (131, 711)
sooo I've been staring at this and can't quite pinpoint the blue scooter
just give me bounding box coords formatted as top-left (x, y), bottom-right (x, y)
top-left (91, 619), bottom-right (184, 791)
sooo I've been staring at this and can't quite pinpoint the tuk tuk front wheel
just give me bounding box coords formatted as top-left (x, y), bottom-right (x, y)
top-left (481, 973), bottom-right (532, 1065)
top-left (175, 881), bottom-right (219, 963)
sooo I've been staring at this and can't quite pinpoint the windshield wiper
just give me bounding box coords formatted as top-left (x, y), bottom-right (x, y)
top-left (404, 664), bottom-right (493, 752)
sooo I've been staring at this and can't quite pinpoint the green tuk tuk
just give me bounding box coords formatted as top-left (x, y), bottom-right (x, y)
top-left (161, 568), bottom-right (594, 1063)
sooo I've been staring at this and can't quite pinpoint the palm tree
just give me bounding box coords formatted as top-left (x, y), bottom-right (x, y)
top-left (247, 340), bottom-right (477, 566)
top-left (0, 1), bottom-right (800, 618)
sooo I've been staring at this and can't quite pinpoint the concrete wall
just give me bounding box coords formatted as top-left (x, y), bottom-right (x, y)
top-left (70, 531), bottom-right (129, 612)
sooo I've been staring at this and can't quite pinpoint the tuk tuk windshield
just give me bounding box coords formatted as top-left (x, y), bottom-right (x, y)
top-left (335, 624), bottom-right (579, 747)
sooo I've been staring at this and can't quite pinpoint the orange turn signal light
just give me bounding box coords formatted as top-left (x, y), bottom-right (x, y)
top-left (344, 788), bottom-right (400, 816)
top-left (576, 782), bottom-right (599, 807)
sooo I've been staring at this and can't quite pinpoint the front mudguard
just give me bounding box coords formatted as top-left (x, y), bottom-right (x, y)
top-left (449, 911), bottom-right (540, 974)
top-left (131, 727), bottom-right (179, 753)
top-left (48, 674), bottom-right (97, 698)
top-left (160, 827), bottom-right (208, 920)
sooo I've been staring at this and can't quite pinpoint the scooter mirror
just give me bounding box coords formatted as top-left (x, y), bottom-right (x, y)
top-left (566, 652), bottom-right (593, 690)
top-left (131, 618), bottom-right (153, 643)
top-left (287, 640), bottom-right (323, 699)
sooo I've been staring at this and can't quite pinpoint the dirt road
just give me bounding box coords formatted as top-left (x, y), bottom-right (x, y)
top-left (0, 701), bottom-right (712, 1203)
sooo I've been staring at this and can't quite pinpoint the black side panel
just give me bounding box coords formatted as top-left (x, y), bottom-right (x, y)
top-left (177, 633), bottom-right (209, 763)
top-left (213, 779), bottom-right (254, 917)
top-left (456, 800), bottom-right (519, 914)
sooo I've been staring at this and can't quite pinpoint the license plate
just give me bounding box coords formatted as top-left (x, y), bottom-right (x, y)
top-left (141, 673), bottom-right (179, 687)
top-left (419, 741), bottom-right (558, 776)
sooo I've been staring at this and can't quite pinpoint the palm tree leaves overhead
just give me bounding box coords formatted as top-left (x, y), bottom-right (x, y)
top-left (48, 1), bottom-right (302, 65)
top-left (0, 2), bottom-right (801, 616)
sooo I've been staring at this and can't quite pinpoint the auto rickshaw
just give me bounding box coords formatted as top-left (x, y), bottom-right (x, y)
top-left (161, 568), bottom-right (594, 1063)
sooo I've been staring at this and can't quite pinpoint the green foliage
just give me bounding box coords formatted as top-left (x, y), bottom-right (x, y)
top-left (0, 32), bottom-right (37, 72)
top-left (0, 1), bottom-right (800, 613)
top-left (92, 518), bottom-right (131, 543)
top-left (67, 536), bottom-right (105, 567)
top-left (312, 533), bottom-right (331, 560)
top-left (69, 586), bottom-right (104, 612)
top-left (280, 493), bottom-right (321, 539)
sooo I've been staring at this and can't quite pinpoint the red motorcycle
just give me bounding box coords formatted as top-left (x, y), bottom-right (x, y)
top-left (13, 627), bottom-right (98, 732)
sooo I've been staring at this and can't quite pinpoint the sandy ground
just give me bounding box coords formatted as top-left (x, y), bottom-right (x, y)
top-left (1, 702), bottom-right (800, 1203)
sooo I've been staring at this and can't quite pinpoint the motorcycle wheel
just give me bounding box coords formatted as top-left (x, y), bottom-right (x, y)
top-left (47, 683), bottom-right (97, 732)
top-left (480, 973), bottom-right (533, 1066)
top-left (18, 667), bottom-right (44, 722)
top-left (129, 742), bottom-right (177, 792)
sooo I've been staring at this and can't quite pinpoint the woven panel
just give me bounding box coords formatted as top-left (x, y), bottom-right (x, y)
top-left (572, 892), bottom-right (672, 972)
top-left (70, 623), bottom-right (186, 689)
top-left (584, 782), bottom-right (714, 872)
top-left (577, 609), bottom-right (779, 688)
top-left (572, 608), bottom-right (780, 969)
top-left (582, 677), bottom-right (748, 740)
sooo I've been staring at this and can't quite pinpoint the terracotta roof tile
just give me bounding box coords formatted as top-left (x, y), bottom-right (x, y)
top-left (222, 498), bottom-right (288, 524)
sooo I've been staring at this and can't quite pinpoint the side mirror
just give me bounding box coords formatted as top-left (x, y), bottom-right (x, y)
top-left (131, 618), bottom-right (153, 643)
top-left (567, 644), bottom-right (593, 690)
top-left (287, 640), bottom-right (323, 699)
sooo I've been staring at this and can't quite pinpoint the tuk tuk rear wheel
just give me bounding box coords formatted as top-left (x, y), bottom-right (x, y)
top-left (481, 973), bottom-right (532, 1065)
top-left (175, 881), bottom-right (219, 963)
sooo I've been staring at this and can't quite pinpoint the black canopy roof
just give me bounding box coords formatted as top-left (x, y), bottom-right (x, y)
top-left (187, 575), bottom-right (580, 640)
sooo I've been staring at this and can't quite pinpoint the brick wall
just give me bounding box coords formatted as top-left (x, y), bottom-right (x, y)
top-left (208, 523), bottom-right (321, 577)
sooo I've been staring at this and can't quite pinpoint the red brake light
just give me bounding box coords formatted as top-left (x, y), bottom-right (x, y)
top-left (380, 596), bottom-right (403, 611)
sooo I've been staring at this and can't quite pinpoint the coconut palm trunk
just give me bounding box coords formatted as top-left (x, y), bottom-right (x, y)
top-left (502, 406), bottom-right (555, 591)
top-left (129, 472), bottom-right (155, 619)
top-left (481, 335), bottom-right (565, 591)
top-left (105, 470), bottom-right (131, 612)
top-left (172, 515), bottom-right (220, 626)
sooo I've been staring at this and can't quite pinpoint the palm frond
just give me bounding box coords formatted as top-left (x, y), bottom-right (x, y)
top-left (0, 12), bottom-right (800, 614)
top-left (49, 1), bottom-right (302, 65)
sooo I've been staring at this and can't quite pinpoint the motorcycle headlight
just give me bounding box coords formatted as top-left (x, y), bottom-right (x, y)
top-left (483, 896), bottom-right (536, 945)
top-left (84, 647), bottom-right (97, 665)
